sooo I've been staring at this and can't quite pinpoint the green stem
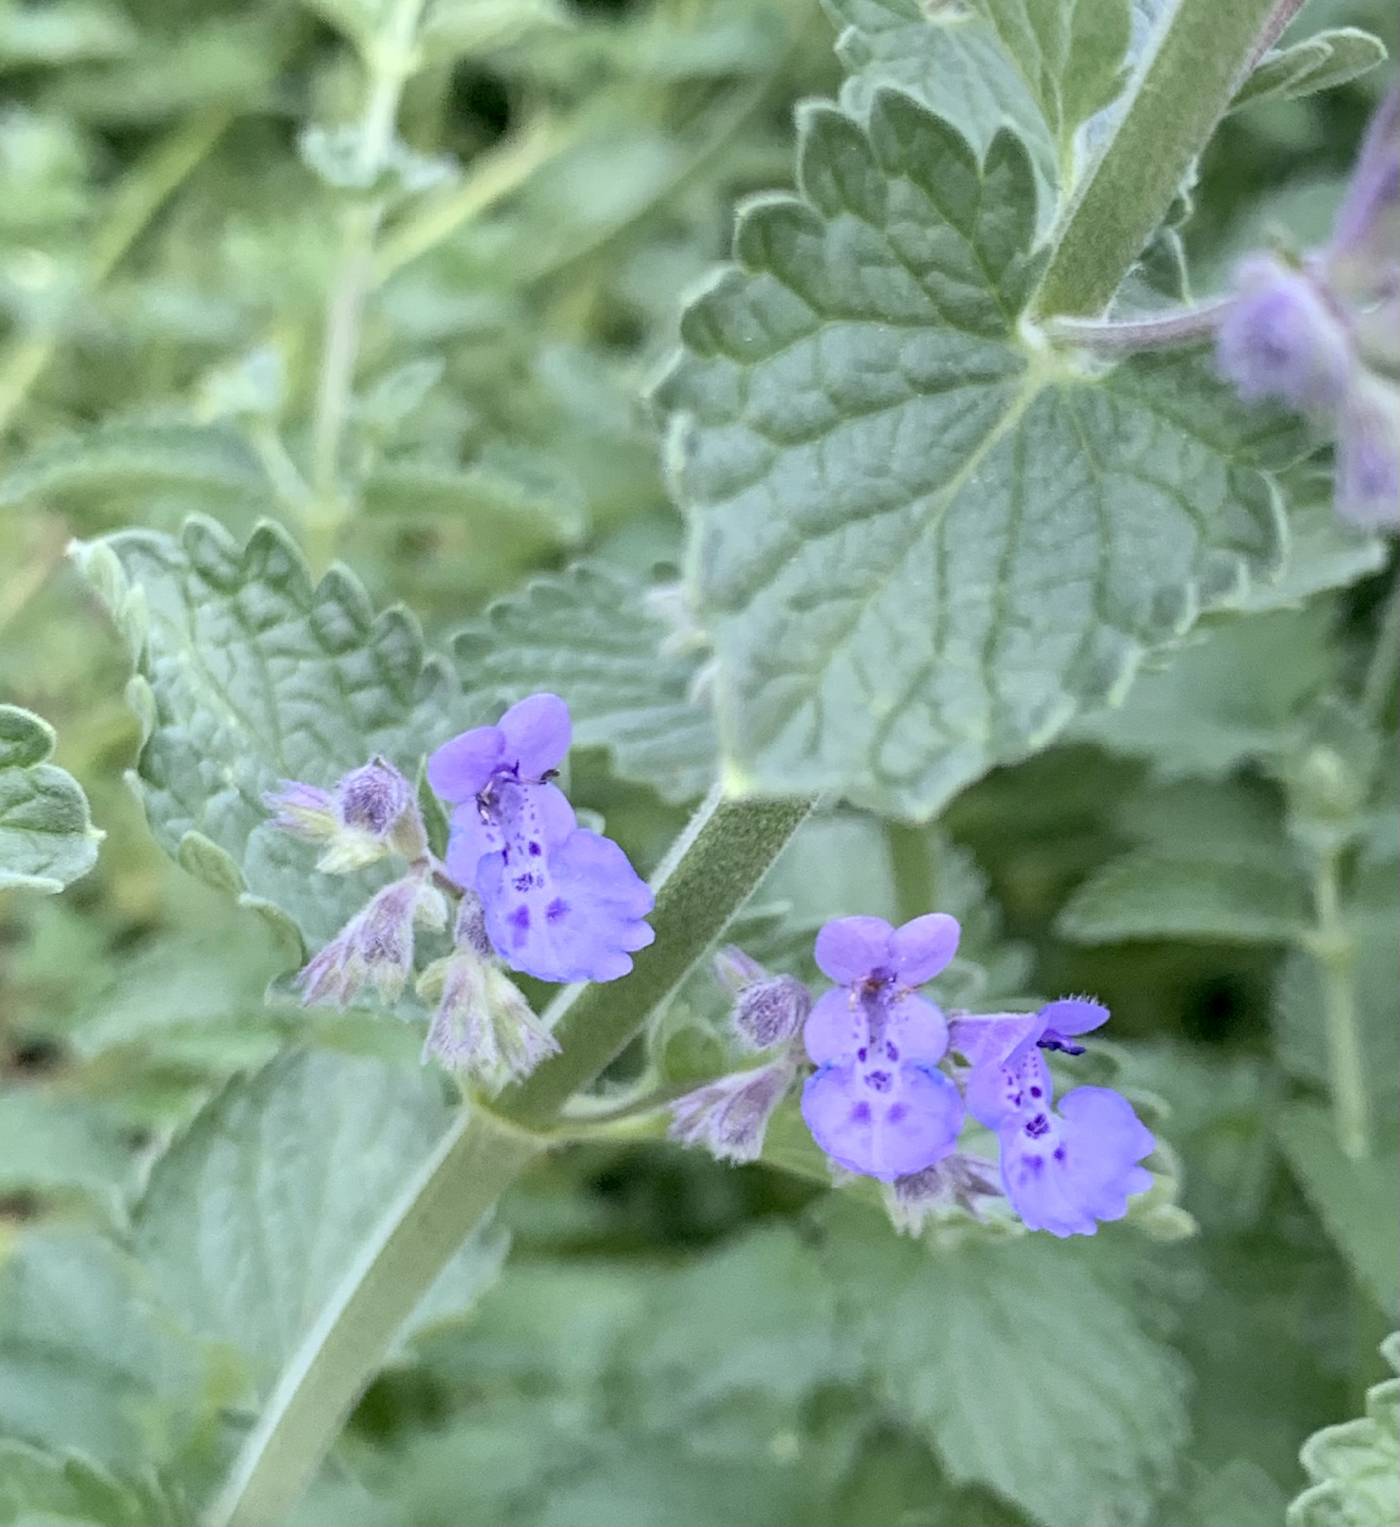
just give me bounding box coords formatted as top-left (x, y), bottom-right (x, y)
top-left (205, 788), bottom-right (814, 1525)
top-left (206, 1109), bottom-right (543, 1527)
top-left (0, 110), bottom-right (229, 442)
top-left (1032, 0), bottom-right (1286, 319)
top-left (1310, 849), bottom-right (1371, 1161)
top-left (885, 820), bottom-right (936, 925)
top-left (307, 0), bottom-right (427, 559)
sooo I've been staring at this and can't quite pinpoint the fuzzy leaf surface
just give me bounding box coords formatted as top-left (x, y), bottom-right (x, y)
top-left (661, 91), bottom-right (1293, 817)
top-left (0, 705), bottom-right (101, 894)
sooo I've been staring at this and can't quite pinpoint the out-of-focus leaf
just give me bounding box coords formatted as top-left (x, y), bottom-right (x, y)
top-left (0, 1440), bottom-right (185, 1527)
top-left (71, 516), bottom-right (456, 948)
top-left (1276, 1105), bottom-right (1399, 1318)
top-left (132, 1048), bottom-right (509, 1397)
top-left (0, 1227), bottom-right (226, 1470)
top-left (1058, 847), bottom-right (1310, 945)
top-left (1287, 1335), bottom-right (1400, 1527)
top-left (0, 1), bottom-right (135, 67)
top-left (0, 1088), bottom-right (129, 1216)
top-left (451, 563), bottom-right (716, 804)
top-left (660, 90), bottom-right (1295, 818)
top-left (0, 705), bottom-right (102, 894)
top-left (1233, 28), bottom-right (1388, 111)
top-left (817, 1204), bottom-right (1191, 1526)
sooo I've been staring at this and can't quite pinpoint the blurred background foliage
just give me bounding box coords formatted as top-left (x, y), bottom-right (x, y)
top-left (0, 0), bottom-right (1396, 1523)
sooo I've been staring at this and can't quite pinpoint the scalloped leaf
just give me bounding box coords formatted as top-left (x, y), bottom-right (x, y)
top-left (451, 562), bottom-right (716, 803)
top-left (660, 91), bottom-right (1298, 818)
top-left (0, 705), bottom-right (102, 894)
top-left (1288, 1335), bottom-right (1400, 1527)
top-left (71, 517), bottom-right (458, 947)
top-left (132, 1048), bottom-right (509, 1398)
top-left (1233, 28), bottom-right (1388, 112)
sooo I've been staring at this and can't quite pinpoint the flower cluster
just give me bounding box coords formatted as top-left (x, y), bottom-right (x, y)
top-left (670, 913), bottom-right (1156, 1239)
top-left (1216, 87), bottom-right (1399, 530)
top-left (266, 693), bottom-right (654, 1086)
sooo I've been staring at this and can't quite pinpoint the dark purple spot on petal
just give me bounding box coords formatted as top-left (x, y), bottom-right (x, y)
top-left (546, 897), bottom-right (568, 922)
top-left (857, 1047), bottom-right (867, 1062)
top-left (1024, 1113), bottom-right (1050, 1139)
top-left (1030, 1086), bottom-right (1042, 1098)
top-left (850, 1102), bottom-right (871, 1124)
top-left (528, 840), bottom-right (542, 856)
top-left (511, 905), bottom-right (530, 930)
top-left (887, 1104), bottom-right (907, 1124)
top-left (885, 1042), bottom-right (899, 1061)
top-left (1052, 1146), bottom-right (1066, 1162)
top-left (863, 1070), bottom-right (892, 1092)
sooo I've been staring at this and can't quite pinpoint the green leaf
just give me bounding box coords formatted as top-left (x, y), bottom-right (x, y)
top-left (1233, 28), bottom-right (1388, 111)
top-left (0, 1088), bottom-right (130, 1217)
top-left (71, 516), bottom-right (457, 947)
top-left (0, 421), bottom-right (268, 512)
top-left (1276, 1105), bottom-right (1399, 1318)
top-left (417, 0), bottom-right (572, 63)
top-left (0, 1227), bottom-right (224, 1470)
top-left (362, 447), bottom-right (586, 541)
top-left (818, 1205), bottom-right (1190, 1525)
top-left (0, 705), bottom-right (102, 894)
top-left (131, 1048), bottom-right (509, 1398)
top-left (1072, 606), bottom-right (1338, 780)
top-left (451, 562), bottom-right (716, 803)
top-left (660, 91), bottom-right (1293, 818)
top-left (969, 0), bottom-right (1132, 155)
top-left (1057, 847), bottom-right (1310, 944)
top-left (822, 0), bottom-right (1058, 221)
top-left (0, 2), bottom-right (135, 68)
top-left (1287, 1335), bottom-right (1400, 1527)
top-left (0, 1441), bottom-right (184, 1527)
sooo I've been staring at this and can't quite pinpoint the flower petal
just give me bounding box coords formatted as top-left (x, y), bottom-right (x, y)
top-left (947, 1011), bottom-right (1043, 1070)
top-left (1036, 996), bottom-right (1110, 1039)
top-left (804, 987), bottom-right (861, 1065)
top-left (890, 913), bottom-right (960, 985)
top-left (966, 1041), bottom-right (1051, 1129)
top-left (814, 915), bottom-right (894, 984)
top-left (498, 693), bottom-right (572, 778)
top-left (802, 1061), bottom-right (963, 1182)
top-left (428, 725), bottom-right (504, 802)
top-left (886, 991), bottom-right (948, 1064)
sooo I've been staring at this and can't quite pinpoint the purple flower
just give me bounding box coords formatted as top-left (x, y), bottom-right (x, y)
top-left (669, 1053), bottom-right (798, 1164)
top-left (1336, 374), bottom-right (1400, 530)
top-left (954, 998), bottom-right (1154, 1238)
top-left (265, 756), bottom-right (425, 873)
top-left (1216, 254), bottom-right (1355, 414)
top-left (428, 694), bottom-right (654, 984)
top-left (296, 873), bottom-right (447, 1008)
top-left (799, 914), bottom-right (965, 1182)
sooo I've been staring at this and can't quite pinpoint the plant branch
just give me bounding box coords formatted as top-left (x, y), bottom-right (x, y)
top-left (1032, 0), bottom-right (1289, 320)
top-left (1307, 849), bottom-right (1371, 1161)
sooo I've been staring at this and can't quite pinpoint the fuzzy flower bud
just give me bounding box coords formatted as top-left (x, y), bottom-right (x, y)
top-left (887, 1154), bottom-right (1003, 1235)
top-left (668, 1053), bottom-right (798, 1165)
top-left (1216, 254), bottom-right (1355, 414)
top-left (733, 974), bottom-right (811, 1051)
top-left (419, 954), bottom-right (560, 1086)
top-left (295, 874), bottom-right (446, 1009)
top-left (265, 756), bottom-right (426, 873)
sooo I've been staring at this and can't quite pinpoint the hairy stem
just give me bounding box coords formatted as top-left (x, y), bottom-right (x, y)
top-left (205, 788), bottom-right (814, 1525)
top-left (0, 110), bottom-right (229, 442)
top-left (1032, 0), bottom-right (1287, 319)
top-left (1046, 299), bottom-right (1230, 353)
top-left (1361, 567), bottom-right (1400, 725)
top-left (1310, 850), bottom-right (1371, 1161)
top-left (885, 820), bottom-right (937, 925)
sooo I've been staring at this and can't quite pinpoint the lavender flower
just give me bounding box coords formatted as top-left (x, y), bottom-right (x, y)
top-left (799, 914), bottom-right (965, 1182)
top-left (295, 873), bottom-right (446, 1009)
top-left (427, 693), bottom-right (654, 984)
top-left (954, 998), bottom-right (1154, 1238)
top-left (669, 1052), bottom-right (798, 1164)
top-left (1337, 374), bottom-right (1400, 530)
top-left (1215, 254), bottom-right (1354, 414)
top-left (265, 756), bottom-right (424, 873)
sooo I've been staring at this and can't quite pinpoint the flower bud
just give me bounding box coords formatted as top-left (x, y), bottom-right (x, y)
top-left (668, 1055), bottom-right (797, 1164)
top-left (295, 875), bottom-right (443, 1009)
top-left (263, 780), bottom-right (337, 841)
top-left (887, 1154), bottom-right (1002, 1235)
top-left (419, 949), bottom-right (559, 1086)
top-left (265, 756), bottom-right (427, 873)
top-left (1336, 373), bottom-right (1400, 530)
top-left (733, 974), bottom-right (811, 1051)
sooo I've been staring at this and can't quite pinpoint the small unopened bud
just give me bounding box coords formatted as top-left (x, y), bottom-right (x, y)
top-left (453, 890), bottom-right (493, 960)
top-left (733, 975), bottom-right (811, 1050)
top-left (420, 949), bottom-right (559, 1087)
top-left (264, 757), bottom-right (427, 873)
top-left (1216, 254), bottom-right (1355, 414)
top-left (887, 1154), bottom-right (1003, 1235)
top-left (295, 875), bottom-right (441, 1009)
top-left (668, 1055), bottom-right (796, 1164)
top-left (712, 944), bottom-right (767, 996)
top-left (263, 780), bottom-right (337, 841)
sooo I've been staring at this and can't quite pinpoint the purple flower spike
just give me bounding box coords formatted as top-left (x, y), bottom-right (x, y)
top-left (998, 1088), bottom-right (1155, 1238)
top-left (799, 913), bottom-right (964, 1181)
top-left (428, 694), bottom-right (654, 984)
top-left (1216, 254), bottom-right (1355, 414)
